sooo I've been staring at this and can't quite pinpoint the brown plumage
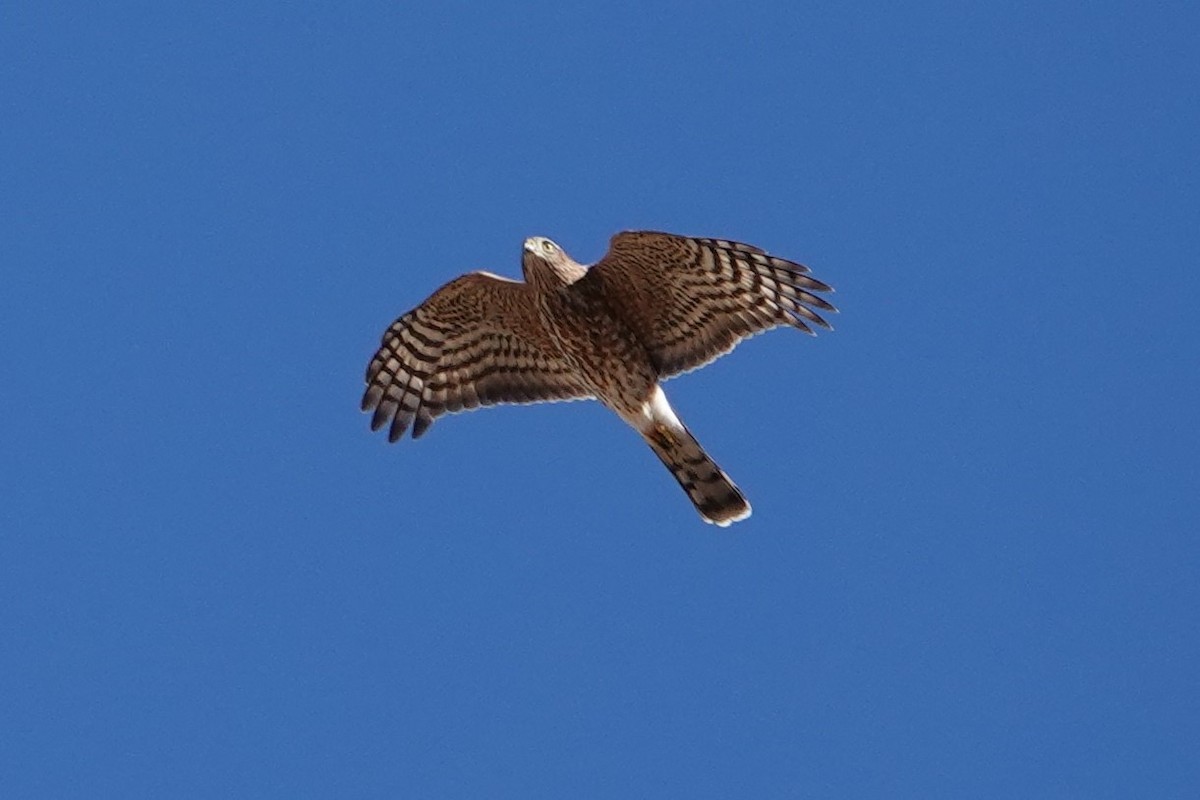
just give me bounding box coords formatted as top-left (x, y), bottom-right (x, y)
top-left (362, 230), bottom-right (836, 526)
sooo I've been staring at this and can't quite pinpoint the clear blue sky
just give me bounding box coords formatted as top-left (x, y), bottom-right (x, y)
top-left (3, 2), bottom-right (1197, 797)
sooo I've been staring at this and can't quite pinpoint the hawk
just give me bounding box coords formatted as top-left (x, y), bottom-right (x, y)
top-left (361, 231), bottom-right (836, 526)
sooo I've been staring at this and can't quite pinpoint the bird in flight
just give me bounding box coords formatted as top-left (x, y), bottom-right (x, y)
top-left (362, 230), bottom-right (836, 526)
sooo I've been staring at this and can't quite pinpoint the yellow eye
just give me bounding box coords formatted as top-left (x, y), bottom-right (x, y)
top-left (541, 240), bottom-right (555, 254)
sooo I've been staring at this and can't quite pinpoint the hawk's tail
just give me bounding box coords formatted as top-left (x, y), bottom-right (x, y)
top-left (642, 423), bottom-right (751, 527)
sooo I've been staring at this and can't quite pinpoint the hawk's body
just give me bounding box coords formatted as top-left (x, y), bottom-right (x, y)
top-left (362, 231), bottom-right (835, 526)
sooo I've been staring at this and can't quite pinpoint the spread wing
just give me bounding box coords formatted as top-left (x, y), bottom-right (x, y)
top-left (579, 231), bottom-right (837, 379)
top-left (362, 272), bottom-right (592, 441)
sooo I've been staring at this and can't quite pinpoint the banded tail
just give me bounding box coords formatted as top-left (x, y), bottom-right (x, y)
top-left (642, 422), bottom-right (751, 527)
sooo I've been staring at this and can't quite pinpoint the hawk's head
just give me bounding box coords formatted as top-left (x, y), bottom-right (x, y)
top-left (522, 236), bottom-right (587, 289)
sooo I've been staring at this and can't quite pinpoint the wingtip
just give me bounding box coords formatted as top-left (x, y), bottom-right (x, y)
top-left (411, 413), bottom-right (433, 439)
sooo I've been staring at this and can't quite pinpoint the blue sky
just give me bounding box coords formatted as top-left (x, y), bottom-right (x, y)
top-left (3, 1), bottom-right (1197, 797)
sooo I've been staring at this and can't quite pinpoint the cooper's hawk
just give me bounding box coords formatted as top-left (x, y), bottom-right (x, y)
top-left (362, 230), bottom-right (836, 526)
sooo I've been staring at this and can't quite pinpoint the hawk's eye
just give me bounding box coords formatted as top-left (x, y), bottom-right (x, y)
top-left (541, 240), bottom-right (555, 254)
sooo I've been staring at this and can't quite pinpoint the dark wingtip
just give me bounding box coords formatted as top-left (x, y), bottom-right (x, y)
top-left (791, 317), bottom-right (816, 336)
top-left (370, 403), bottom-right (390, 431)
top-left (803, 293), bottom-right (837, 313)
top-left (809, 311), bottom-right (834, 330)
top-left (412, 413), bottom-right (433, 439)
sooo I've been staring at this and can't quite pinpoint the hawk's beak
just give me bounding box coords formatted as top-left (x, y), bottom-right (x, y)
top-left (523, 238), bottom-right (539, 254)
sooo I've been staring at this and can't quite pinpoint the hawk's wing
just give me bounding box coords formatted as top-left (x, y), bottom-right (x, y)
top-left (579, 231), bottom-right (837, 379)
top-left (362, 272), bottom-right (592, 441)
